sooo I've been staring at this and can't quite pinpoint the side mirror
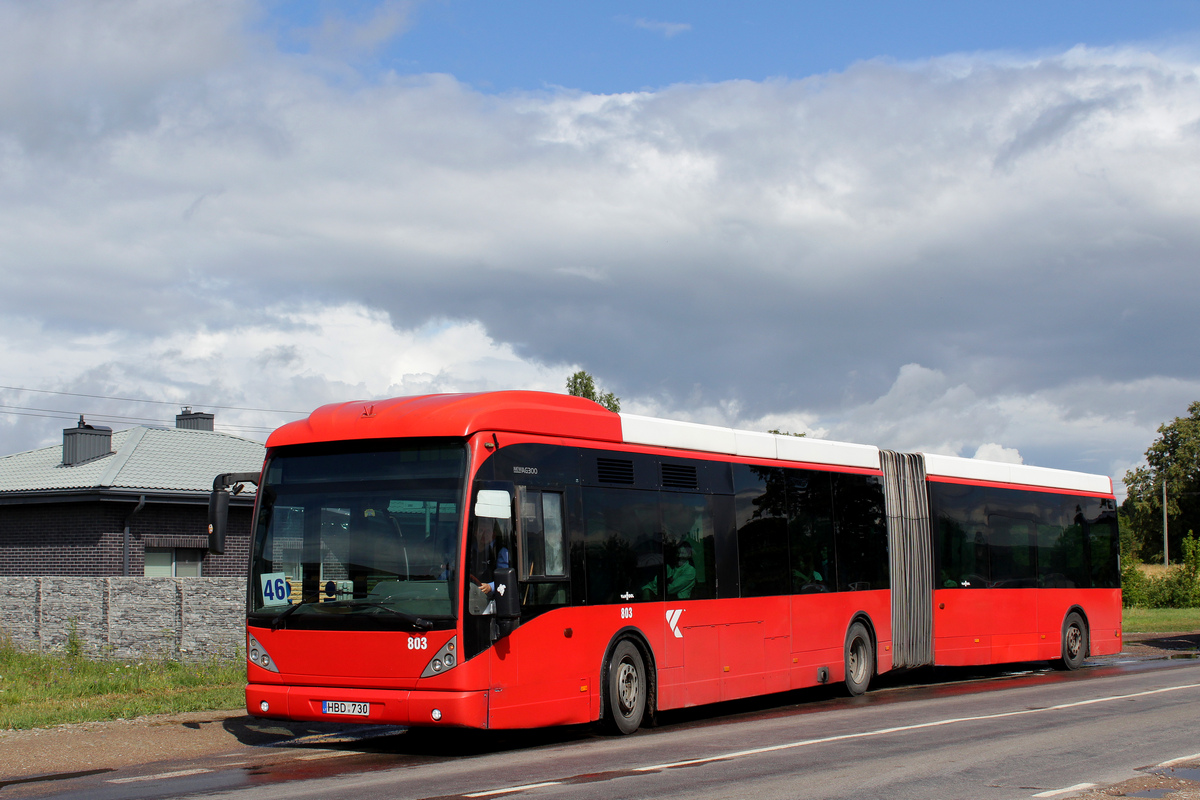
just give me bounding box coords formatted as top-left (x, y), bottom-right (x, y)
top-left (208, 489), bottom-right (229, 554)
top-left (492, 567), bottom-right (520, 620)
top-left (208, 471), bottom-right (261, 555)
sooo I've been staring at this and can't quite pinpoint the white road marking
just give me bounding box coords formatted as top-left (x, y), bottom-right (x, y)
top-left (107, 768), bottom-right (212, 784)
top-left (464, 782), bottom-right (564, 797)
top-left (631, 682), bottom-right (1200, 772)
top-left (1032, 783), bottom-right (1095, 797)
top-left (1159, 751), bottom-right (1200, 767)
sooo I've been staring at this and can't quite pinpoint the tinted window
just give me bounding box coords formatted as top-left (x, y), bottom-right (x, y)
top-left (786, 470), bottom-right (836, 593)
top-left (989, 513), bottom-right (1038, 588)
top-left (658, 493), bottom-right (717, 600)
top-left (733, 464), bottom-right (790, 596)
top-left (933, 483), bottom-right (1120, 590)
top-left (832, 474), bottom-right (889, 591)
top-left (1088, 502), bottom-right (1120, 589)
top-left (581, 487), bottom-right (662, 604)
top-left (934, 483), bottom-right (989, 588)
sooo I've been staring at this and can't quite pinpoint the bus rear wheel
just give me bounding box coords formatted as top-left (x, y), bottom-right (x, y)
top-left (604, 640), bottom-right (646, 735)
top-left (844, 622), bottom-right (874, 696)
top-left (1055, 612), bottom-right (1088, 671)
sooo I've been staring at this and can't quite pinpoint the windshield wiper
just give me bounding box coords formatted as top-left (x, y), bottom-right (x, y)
top-left (327, 599), bottom-right (434, 630)
top-left (270, 598), bottom-right (320, 631)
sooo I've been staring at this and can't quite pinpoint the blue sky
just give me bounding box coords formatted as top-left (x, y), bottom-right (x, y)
top-left (2, 0), bottom-right (1200, 495)
top-left (263, 1), bottom-right (1200, 92)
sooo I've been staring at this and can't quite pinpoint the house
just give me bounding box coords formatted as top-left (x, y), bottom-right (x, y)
top-left (0, 410), bottom-right (264, 577)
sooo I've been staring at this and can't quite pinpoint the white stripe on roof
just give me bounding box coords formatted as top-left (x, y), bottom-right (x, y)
top-left (617, 413), bottom-right (1112, 493)
top-left (619, 414), bottom-right (881, 470)
top-left (922, 452), bottom-right (1112, 494)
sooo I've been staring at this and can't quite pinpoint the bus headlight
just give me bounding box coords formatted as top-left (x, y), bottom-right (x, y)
top-left (420, 636), bottom-right (458, 678)
top-left (247, 634), bottom-right (280, 674)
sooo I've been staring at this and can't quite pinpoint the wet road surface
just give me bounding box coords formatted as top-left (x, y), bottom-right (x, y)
top-left (4, 653), bottom-right (1200, 800)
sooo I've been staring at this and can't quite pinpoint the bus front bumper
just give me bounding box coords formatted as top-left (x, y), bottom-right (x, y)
top-left (247, 683), bottom-right (490, 729)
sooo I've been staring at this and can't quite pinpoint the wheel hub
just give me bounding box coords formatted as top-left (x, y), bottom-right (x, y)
top-left (617, 661), bottom-right (640, 714)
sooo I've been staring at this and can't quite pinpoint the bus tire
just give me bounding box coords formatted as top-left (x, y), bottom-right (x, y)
top-left (1055, 612), bottom-right (1088, 671)
top-left (844, 621), bottom-right (874, 696)
top-left (604, 640), bottom-right (646, 735)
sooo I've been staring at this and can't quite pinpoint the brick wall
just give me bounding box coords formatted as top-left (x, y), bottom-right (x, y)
top-left (0, 576), bottom-right (245, 661)
top-left (0, 500), bottom-right (253, 577)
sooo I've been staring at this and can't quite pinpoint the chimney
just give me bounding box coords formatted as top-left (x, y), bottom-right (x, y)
top-left (176, 406), bottom-right (215, 431)
top-left (62, 416), bottom-right (113, 466)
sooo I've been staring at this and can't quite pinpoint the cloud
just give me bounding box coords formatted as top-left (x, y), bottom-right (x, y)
top-left (0, 304), bottom-right (575, 453)
top-left (973, 443), bottom-right (1023, 464)
top-left (290, 0), bottom-right (417, 58)
top-left (632, 18), bottom-right (692, 39)
top-left (0, 4), bottom-right (1197, 502)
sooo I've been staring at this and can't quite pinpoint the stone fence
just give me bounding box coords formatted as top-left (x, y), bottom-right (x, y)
top-left (0, 577), bottom-right (244, 661)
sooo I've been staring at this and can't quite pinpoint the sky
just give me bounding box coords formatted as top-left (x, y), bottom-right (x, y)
top-left (2, 0), bottom-right (1200, 497)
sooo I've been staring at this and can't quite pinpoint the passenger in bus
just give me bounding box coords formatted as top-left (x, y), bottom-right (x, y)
top-left (641, 544), bottom-right (697, 600)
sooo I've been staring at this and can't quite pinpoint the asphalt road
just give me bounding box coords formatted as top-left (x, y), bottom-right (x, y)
top-left (9, 657), bottom-right (1200, 800)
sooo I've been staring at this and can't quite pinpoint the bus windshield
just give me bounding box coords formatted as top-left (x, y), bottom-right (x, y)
top-left (248, 439), bottom-right (467, 631)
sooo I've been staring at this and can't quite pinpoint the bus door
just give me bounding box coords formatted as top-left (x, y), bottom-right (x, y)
top-left (484, 483), bottom-right (592, 728)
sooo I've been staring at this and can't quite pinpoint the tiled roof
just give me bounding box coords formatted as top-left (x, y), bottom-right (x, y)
top-left (0, 427), bottom-right (264, 495)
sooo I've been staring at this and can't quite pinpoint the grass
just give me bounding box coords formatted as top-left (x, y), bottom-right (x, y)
top-left (1122, 606), bottom-right (1200, 634)
top-left (0, 638), bottom-right (245, 731)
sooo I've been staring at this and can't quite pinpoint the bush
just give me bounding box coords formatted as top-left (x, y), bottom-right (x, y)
top-left (1124, 531), bottom-right (1200, 608)
top-left (1122, 559), bottom-right (1151, 607)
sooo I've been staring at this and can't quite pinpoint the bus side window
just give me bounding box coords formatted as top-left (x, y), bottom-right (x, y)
top-left (657, 493), bottom-right (716, 601)
top-left (542, 492), bottom-right (566, 576)
top-left (832, 474), bottom-right (889, 592)
top-left (786, 469), bottom-right (835, 594)
top-left (932, 483), bottom-right (989, 589)
top-left (518, 488), bottom-right (567, 579)
top-left (732, 464), bottom-right (790, 597)
top-left (582, 487), bottom-right (661, 604)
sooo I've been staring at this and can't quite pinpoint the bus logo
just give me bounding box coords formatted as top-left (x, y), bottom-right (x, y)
top-left (666, 608), bottom-right (684, 639)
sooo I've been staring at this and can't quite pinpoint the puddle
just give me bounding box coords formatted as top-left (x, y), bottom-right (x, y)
top-left (1147, 766), bottom-right (1200, 782)
top-left (1126, 791), bottom-right (1172, 799)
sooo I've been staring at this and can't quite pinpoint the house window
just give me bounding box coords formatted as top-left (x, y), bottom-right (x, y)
top-left (144, 547), bottom-right (204, 577)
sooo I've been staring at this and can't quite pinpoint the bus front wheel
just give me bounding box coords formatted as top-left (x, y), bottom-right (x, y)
top-left (844, 622), bottom-right (874, 696)
top-left (604, 640), bottom-right (646, 734)
top-left (1055, 612), bottom-right (1088, 671)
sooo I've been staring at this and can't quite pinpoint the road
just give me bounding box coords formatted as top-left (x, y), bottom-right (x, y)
top-left (8, 658), bottom-right (1200, 800)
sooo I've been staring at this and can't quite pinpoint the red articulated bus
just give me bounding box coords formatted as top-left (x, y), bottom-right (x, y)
top-left (208, 391), bottom-right (1121, 734)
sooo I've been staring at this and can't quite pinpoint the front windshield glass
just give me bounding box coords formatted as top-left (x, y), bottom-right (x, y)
top-left (249, 439), bottom-right (466, 630)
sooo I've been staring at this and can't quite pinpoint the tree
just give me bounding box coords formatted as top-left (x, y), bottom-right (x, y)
top-left (566, 370), bottom-right (620, 413)
top-left (1122, 401), bottom-right (1200, 564)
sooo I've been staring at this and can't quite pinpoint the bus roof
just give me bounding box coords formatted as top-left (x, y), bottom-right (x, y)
top-left (266, 391), bottom-right (624, 448)
top-left (266, 391), bottom-right (1112, 495)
